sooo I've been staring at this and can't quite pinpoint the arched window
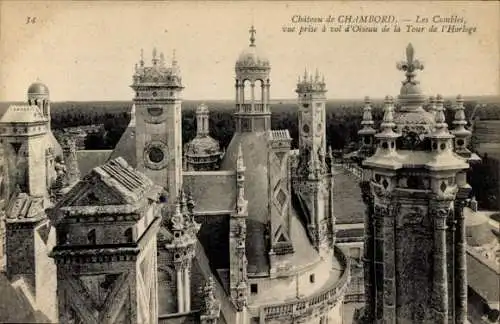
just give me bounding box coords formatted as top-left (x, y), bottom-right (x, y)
top-left (87, 229), bottom-right (96, 245)
top-left (254, 80), bottom-right (263, 103)
top-left (243, 80), bottom-right (252, 104)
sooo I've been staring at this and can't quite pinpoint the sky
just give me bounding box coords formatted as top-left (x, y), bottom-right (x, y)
top-left (0, 1), bottom-right (498, 101)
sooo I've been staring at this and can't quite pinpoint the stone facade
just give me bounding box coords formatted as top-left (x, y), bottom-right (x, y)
top-left (132, 49), bottom-right (184, 203)
top-left (49, 157), bottom-right (163, 324)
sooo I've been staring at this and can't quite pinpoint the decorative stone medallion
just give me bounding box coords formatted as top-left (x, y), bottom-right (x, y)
top-left (144, 141), bottom-right (168, 170)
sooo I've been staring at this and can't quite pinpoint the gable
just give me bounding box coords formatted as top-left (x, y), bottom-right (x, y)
top-left (57, 178), bottom-right (128, 208)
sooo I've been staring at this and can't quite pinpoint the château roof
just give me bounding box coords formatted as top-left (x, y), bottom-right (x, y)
top-left (53, 157), bottom-right (162, 220)
top-left (467, 247), bottom-right (500, 307)
top-left (220, 131), bottom-right (271, 274)
top-left (464, 207), bottom-right (498, 247)
top-left (0, 105), bottom-right (47, 124)
top-left (183, 171), bottom-right (236, 214)
top-left (77, 149), bottom-right (113, 176)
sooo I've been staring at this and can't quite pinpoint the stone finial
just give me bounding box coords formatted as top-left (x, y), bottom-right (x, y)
top-left (361, 96), bottom-right (374, 126)
top-left (470, 196), bottom-right (478, 212)
top-left (201, 276), bottom-right (220, 321)
top-left (381, 96), bottom-right (395, 128)
top-left (186, 190), bottom-right (196, 213)
top-left (315, 68), bottom-right (320, 82)
top-left (397, 43), bottom-right (424, 85)
top-left (303, 68), bottom-right (308, 82)
top-left (172, 49), bottom-right (178, 67)
top-left (428, 95), bottom-right (437, 116)
top-left (159, 52), bottom-right (165, 67)
top-left (249, 25), bottom-right (256, 47)
top-left (452, 95), bottom-right (469, 132)
top-left (171, 201), bottom-right (184, 231)
top-left (433, 94), bottom-right (449, 134)
top-left (152, 47), bottom-right (158, 65)
top-left (140, 48), bottom-right (144, 67)
top-left (375, 95), bottom-right (400, 144)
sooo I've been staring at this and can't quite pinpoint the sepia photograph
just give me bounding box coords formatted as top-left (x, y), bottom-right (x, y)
top-left (0, 1), bottom-right (498, 323)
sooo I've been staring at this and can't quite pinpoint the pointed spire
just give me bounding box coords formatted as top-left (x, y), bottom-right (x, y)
top-left (172, 49), bottom-right (178, 66)
top-left (129, 103), bottom-right (136, 127)
top-left (315, 68), bottom-right (319, 82)
top-left (303, 68), bottom-right (308, 82)
top-left (236, 143), bottom-right (245, 171)
top-left (140, 48), bottom-right (144, 67)
top-left (159, 52), bottom-right (165, 67)
top-left (249, 25), bottom-right (256, 47)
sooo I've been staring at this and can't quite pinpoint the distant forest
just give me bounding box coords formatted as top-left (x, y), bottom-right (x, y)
top-left (45, 98), bottom-right (500, 210)
top-left (47, 98), bottom-right (500, 151)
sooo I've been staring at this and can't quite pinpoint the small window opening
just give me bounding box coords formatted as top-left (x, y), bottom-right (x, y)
top-left (250, 283), bottom-right (258, 294)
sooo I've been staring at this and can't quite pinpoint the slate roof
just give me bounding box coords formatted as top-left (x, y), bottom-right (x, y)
top-left (220, 132), bottom-right (271, 274)
top-left (219, 131), bottom-right (321, 276)
top-left (76, 149), bottom-right (112, 176)
top-left (46, 131), bottom-right (63, 158)
top-left (333, 167), bottom-right (365, 224)
top-left (0, 272), bottom-right (50, 323)
top-left (467, 247), bottom-right (500, 307)
top-left (0, 105), bottom-right (46, 124)
top-left (108, 125), bottom-right (136, 167)
top-left (183, 171), bottom-right (236, 214)
top-left (464, 207), bottom-right (498, 247)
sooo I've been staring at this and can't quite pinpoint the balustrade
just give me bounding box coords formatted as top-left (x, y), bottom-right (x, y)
top-left (237, 103), bottom-right (266, 113)
top-left (261, 247), bottom-right (350, 321)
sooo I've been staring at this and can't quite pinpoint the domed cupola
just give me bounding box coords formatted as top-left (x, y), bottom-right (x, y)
top-left (393, 43), bottom-right (436, 150)
top-left (233, 26), bottom-right (272, 133)
top-left (184, 104), bottom-right (222, 171)
top-left (27, 81), bottom-right (49, 97)
top-left (235, 26), bottom-right (270, 76)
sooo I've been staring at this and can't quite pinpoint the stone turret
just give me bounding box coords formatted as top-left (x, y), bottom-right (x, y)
top-left (184, 104), bottom-right (222, 171)
top-left (356, 43), bottom-right (471, 324)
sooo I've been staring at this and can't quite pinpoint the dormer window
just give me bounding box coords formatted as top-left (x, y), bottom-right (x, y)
top-left (124, 228), bottom-right (133, 243)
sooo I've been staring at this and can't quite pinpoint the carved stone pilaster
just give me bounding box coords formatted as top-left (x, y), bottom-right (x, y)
top-left (200, 276), bottom-right (221, 324)
top-left (360, 180), bottom-right (375, 322)
top-left (454, 198), bottom-right (467, 324)
top-left (383, 202), bottom-right (397, 323)
top-left (373, 204), bottom-right (386, 321)
top-left (432, 207), bottom-right (449, 324)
